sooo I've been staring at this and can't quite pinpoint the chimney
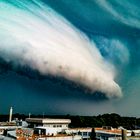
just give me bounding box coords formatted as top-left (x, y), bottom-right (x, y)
top-left (9, 107), bottom-right (13, 122)
top-left (122, 129), bottom-right (127, 140)
top-left (29, 113), bottom-right (31, 118)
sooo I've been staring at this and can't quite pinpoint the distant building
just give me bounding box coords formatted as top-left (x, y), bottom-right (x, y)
top-left (66, 128), bottom-right (92, 140)
top-left (67, 127), bottom-right (122, 140)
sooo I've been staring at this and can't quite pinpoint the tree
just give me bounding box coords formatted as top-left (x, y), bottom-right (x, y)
top-left (131, 131), bottom-right (135, 136)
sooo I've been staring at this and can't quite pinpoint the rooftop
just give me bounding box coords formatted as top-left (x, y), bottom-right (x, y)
top-left (26, 118), bottom-right (71, 124)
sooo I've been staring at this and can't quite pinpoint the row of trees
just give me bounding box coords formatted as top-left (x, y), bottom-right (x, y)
top-left (0, 113), bottom-right (140, 129)
top-left (66, 113), bottom-right (139, 129)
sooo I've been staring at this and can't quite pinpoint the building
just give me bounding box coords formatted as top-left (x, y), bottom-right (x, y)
top-left (21, 118), bottom-right (82, 140)
top-left (36, 135), bottom-right (82, 140)
top-left (66, 127), bottom-right (122, 140)
top-left (66, 128), bottom-right (92, 140)
top-left (25, 118), bottom-right (123, 140)
top-left (26, 118), bottom-right (71, 129)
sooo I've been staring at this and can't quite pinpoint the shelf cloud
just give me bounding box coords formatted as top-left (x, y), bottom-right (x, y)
top-left (0, 0), bottom-right (122, 98)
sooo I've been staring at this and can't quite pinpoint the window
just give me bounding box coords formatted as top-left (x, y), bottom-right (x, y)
top-left (83, 132), bottom-right (88, 136)
top-left (56, 125), bottom-right (62, 127)
top-left (34, 128), bottom-right (46, 135)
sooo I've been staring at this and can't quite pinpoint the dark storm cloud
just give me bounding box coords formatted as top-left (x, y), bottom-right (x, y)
top-left (0, 59), bottom-right (108, 101)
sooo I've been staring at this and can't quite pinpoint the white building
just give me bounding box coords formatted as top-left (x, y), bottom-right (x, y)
top-left (26, 118), bottom-right (71, 129)
top-left (37, 135), bottom-right (82, 140)
top-left (66, 128), bottom-right (92, 139)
